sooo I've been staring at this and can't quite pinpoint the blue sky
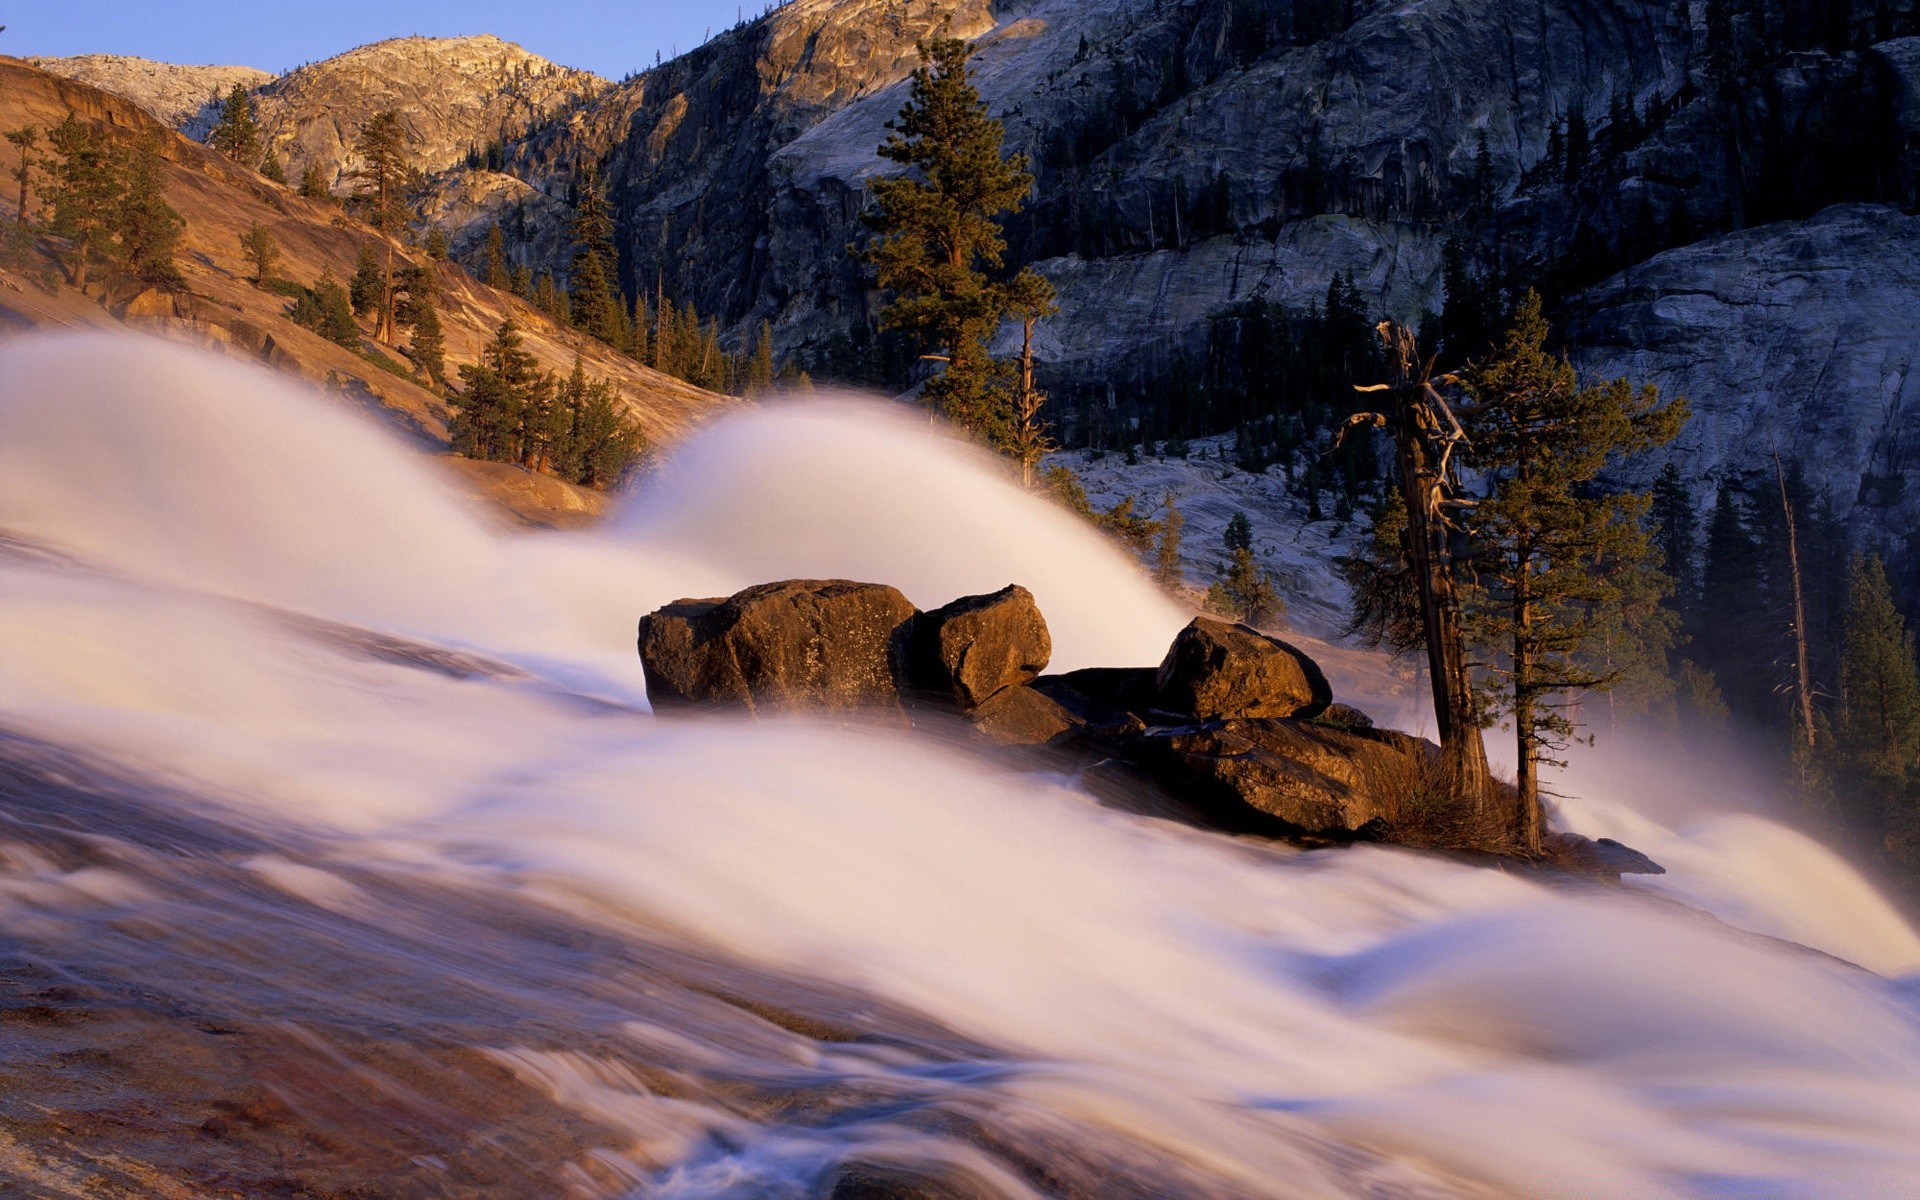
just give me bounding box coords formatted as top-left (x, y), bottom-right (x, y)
top-left (2, 1), bottom-right (750, 80)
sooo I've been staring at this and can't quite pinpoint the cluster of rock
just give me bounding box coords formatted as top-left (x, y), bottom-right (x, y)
top-left (637, 579), bottom-right (1438, 841)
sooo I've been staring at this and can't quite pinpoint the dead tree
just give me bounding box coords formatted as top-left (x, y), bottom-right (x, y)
top-left (1344, 322), bottom-right (1494, 820)
top-left (1773, 447), bottom-right (1817, 766)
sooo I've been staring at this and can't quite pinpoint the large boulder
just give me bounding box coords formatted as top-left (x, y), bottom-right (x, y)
top-left (637, 580), bottom-right (916, 715)
top-left (907, 585), bottom-right (1052, 709)
top-left (1126, 718), bottom-right (1427, 837)
top-left (1154, 616), bottom-right (1332, 721)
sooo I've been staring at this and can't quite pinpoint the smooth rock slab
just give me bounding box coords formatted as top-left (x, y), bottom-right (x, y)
top-left (1155, 616), bottom-right (1332, 721)
top-left (908, 584), bottom-right (1051, 709)
top-left (638, 579), bottom-right (916, 715)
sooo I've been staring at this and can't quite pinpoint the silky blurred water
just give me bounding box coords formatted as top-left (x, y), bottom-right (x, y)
top-left (2, 333), bottom-right (1917, 1197)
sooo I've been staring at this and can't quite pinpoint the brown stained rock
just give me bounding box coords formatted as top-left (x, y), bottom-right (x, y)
top-left (638, 580), bottom-right (917, 715)
top-left (966, 684), bottom-right (1082, 747)
top-left (908, 584), bottom-right (1051, 709)
top-left (1126, 718), bottom-right (1429, 837)
top-left (1155, 616), bottom-right (1332, 721)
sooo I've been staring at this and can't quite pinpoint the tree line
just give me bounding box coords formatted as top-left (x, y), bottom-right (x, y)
top-left (475, 185), bottom-right (792, 399)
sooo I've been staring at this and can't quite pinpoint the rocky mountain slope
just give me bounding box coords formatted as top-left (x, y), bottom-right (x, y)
top-left (0, 56), bottom-right (733, 527)
top-left (252, 35), bottom-right (605, 190)
top-left (26, 54), bottom-right (273, 133)
top-left (453, 0), bottom-right (1920, 565)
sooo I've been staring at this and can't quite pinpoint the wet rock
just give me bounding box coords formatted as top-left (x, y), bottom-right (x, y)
top-left (637, 580), bottom-right (916, 715)
top-left (1126, 718), bottom-right (1423, 837)
top-left (1155, 616), bottom-right (1332, 721)
top-left (1544, 832), bottom-right (1667, 879)
top-left (828, 1162), bottom-right (999, 1200)
top-left (966, 684), bottom-right (1082, 748)
top-left (908, 584), bottom-right (1051, 709)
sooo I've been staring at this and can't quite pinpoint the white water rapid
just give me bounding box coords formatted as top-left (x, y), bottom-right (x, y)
top-left (1, 333), bottom-right (1917, 1198)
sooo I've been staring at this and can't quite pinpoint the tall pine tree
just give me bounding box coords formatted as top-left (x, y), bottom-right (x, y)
top-left (857, 34), bottom-right (1052, 446)
top-left (208, 84), bottom-right (260, 168)
top-left (1460, 292), bottom-right (1688, 852)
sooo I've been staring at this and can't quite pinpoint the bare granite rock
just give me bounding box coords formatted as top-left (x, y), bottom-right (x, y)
top-left (638, 580), bottom-right (917, 715)
top-left (908, 584), bottom-right (1052, 709)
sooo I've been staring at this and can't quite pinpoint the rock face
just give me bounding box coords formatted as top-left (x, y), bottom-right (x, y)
top-left (28, 55), bottom-right (274, 133)
top-left (1567, 203), bottom-right (1920, 560)
top-left (638, 580), bottom-right (917, 714)
top-left (1155, 616), bottom-right (1331, 721)
top-left (249, 35), bottom-right (604, 189)
top-left (908, 585), bottom-right (1051, 709)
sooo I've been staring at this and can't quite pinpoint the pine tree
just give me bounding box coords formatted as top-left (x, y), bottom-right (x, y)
top-left (857, 34), bottom-right (1048, 444)
top-left (1459, 291), bottom-right (1689, 851)
top-left (259, 147), bottom-right (286, 184)
top-left (298, 162), bottom-right (331, 201)
top-left (424, 227), bottom-right (449, 259)
top-left (350, 241), bottom-right (385, 318)
top-left (1208, 522), bottom-right (1281, 627)
top-left (392, 263), bottom-right (443, 382)
top-left (1004, 267), bottom-right (1058, 486)
top-left (1155, 491), bottom-right (1185, 587)
top-left (346, 110), bottom-right (407, 342)
top-left (208, 84), bottom-right (260, 168)
top-left (1835, 556), bottom-right (1920, 781)
top-left (1650, 462), bottom-right (1696, 611)
top-left (533, 270), bottom-right (564, 321)
top-left (114, 130), bottom-right (186, 289)
top-left (483, 223), bottom-right (511, 289)
top-left (1695, 482), bottom-right (1771, 721)
top-left (45, 114), bottom-right (121, 292)
top-left (240, 222), bottom-right (278, 285)
top-left (453, 319), bottom-right (543, 463)
top-left (568, 162), bottom-right (627, 345)
top-left (289, 266), bottom-right (359, 347)
top-left (747, 319), bottom-right (775, 394)
top-left (407, 290), bottom-right (445, 383)
top-left (6, 126), bottom-right (39, 227)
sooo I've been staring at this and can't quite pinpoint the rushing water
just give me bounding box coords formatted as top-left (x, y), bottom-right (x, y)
top-left (2, 333), bottom-right (1918, 1198)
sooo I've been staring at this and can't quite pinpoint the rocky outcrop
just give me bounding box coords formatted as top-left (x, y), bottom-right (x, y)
top-left (27, 54), bottom-right (273, 132)
top-left (1155, 616), bottom-right (1331, 721)
top-left (638, 582), bottom-right (1432, 839)
top-left (638, 580), bottom-right (917, 714)
top-left (1567, 203), bottom-right (1920, 556)
top-left (907, 585), bottom-right (1051, 709)
top-left (248, 36), bottom-right (604, 189)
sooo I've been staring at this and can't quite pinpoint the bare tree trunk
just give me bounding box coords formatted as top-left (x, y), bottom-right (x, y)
top-left (1775, 448), bottom-right (1816, 763)
top-left (1373, 325), bottom-right (1493, 820)
top-left (1019, 315), bottom-right (1039, 489)
top-left (1514, 576), bottom-right (1542, 854)
top-left (377, 241), bottom-right (396, 344)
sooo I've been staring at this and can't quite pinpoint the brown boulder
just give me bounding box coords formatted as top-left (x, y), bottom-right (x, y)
top-left (966, 684), bottom-right (1083, 747)
top-left (1126, 718), bottom-right (1427, 836)
top-left (1155, 616), bottom-right (1332, 721)
top-left (907, 584), bottom-right (1051, 709)
top-left (637, 580), bottom-right (916, 715)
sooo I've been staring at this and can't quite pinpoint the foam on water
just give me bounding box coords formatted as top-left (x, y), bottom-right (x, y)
top-left (3, 333), bottom-right (1919, 1196)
